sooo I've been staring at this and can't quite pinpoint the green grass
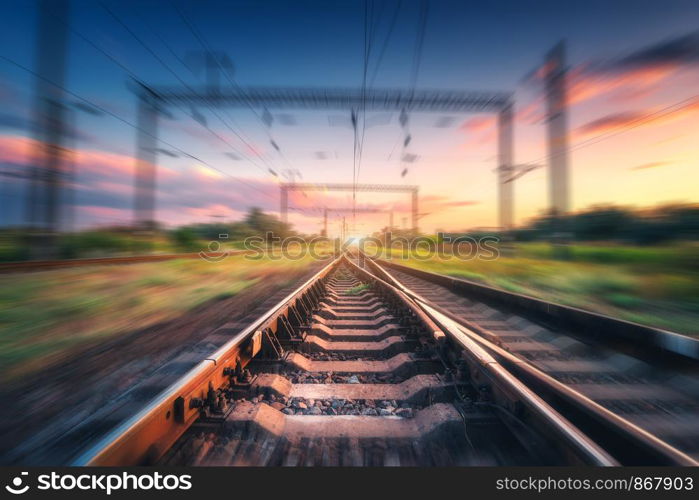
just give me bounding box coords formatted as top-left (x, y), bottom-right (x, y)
top-left (516, 242), bottom-right (699, 270)
top-left (381, 243), bottom-right (699, 335)
top-left (0, 253), bottom-right (321, 383)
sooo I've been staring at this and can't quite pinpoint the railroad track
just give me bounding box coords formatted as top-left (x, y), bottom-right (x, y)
top-left (362, 255), bottom-right (699, 462)
top-left (68, 253), bottom-right (697, 466)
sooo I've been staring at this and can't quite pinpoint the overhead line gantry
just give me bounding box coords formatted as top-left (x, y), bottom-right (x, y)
top-left (134, 84), bottom-right (515, 230)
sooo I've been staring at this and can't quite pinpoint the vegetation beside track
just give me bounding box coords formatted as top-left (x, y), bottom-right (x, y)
top-left (379, 242), bottom-right (699, 335)
top-left (0, 253), bottom-right (327, 383)
top-left (0, 208), bottom-right (297, 262)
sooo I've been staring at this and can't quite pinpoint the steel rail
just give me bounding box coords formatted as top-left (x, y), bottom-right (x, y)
top-left (71, 255), bottom-right (340, 466)
top-left (357, 253), bottom-right (698, 466)
top-left (343, 256), bottom-right (617, 465)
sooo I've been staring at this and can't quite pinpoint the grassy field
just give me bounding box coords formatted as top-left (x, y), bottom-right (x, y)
top-left (0, 252), bottom-right (329, 383)
top-left (380, 242), bottom-right (699, 335)
top-left (0, 230), bottom-right (253, 261)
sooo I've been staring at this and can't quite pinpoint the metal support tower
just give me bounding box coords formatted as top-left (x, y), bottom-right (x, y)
top-left (133, 85), bottom-right (162, 230)
top-left (545, 41), bottom-right (570, 216)
top-left (497, 104), bottom-right (514, 230)
top-left (279, 185), bottom-right (288, 226)
top-left (27, 0), bottom-right (70, 236)
top-left (411, 189), bottom-right (419, 234)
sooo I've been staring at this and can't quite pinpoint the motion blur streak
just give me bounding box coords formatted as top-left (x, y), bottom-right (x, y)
top-left (0, 0), bottom-right (697, 466)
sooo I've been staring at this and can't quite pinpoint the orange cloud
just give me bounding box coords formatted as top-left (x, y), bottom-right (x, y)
top-left (421, 195), bottom-right (480, 211)
top-left (630, 161), bottom-right (673, 171)
top-left (458, 115), bottom-right (497, 147)
top-left (576, 111), bottom-right (647, 136)
top-left (460, 115), bottom-right (496, 134)
top-left (515, 98), bottom-right (545, 124)
top-left (421, 194), bottom-right (448, 203)
top-left (576, 98), bottom-right (699, 137)
top-left (441, 200), bottom-right (480, 208)
top-left (568, 64), bottom-right (677, 107)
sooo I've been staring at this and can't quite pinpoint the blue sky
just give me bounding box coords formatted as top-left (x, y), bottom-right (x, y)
top-left (2, 0), bottom-right (699, 233)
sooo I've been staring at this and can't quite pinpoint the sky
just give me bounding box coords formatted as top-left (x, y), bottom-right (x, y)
top-left (1, 0), bottom-right (699, 236)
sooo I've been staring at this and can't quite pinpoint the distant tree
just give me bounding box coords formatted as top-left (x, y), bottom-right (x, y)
top-left (570, 205), bottom-right (633, 241)
top-left (170, 227), bottom-right (200, 251)
top-left (244, 207), bottom-right (292, 239)
top-left (514, 203), bottom-right (699, 244)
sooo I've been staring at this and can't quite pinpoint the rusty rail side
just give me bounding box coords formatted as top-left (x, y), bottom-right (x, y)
top-left (363, 255), bottom-right (698, 466)
top-left (344, 256), bottom-right (617, 465)
top-left (71, 255), bottom-right (340, 466)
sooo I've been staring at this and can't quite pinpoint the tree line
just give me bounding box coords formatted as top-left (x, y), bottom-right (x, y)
top-left (511, 203), bottom-right (699, 244)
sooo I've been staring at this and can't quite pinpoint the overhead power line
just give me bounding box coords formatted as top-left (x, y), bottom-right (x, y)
top-left (0, 55), bottom-right (278, 202)
top-left (368, 0), bottom-right (402, 87)
top-left (515, 94), bottom-right (699, 178)
top-left (171, 1), bottom-right (299, 175)
top-left (47, 1), bottom-right (272, 177)
top-left (98, 2), bottom-right (275, 177)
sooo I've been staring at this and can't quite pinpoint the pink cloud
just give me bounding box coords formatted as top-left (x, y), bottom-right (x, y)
top-left (77, 205), bottom-right (131, 222)
top-left (460, 115), bottom-right (496, 134)
top-left (91, 180), bottom-right (137, 197)
top-left (0, 134), bottom-right (34, 164)
top-left (185, 204), bottom-right (246, 219)
top-left (458, 115), bottom-right (497, 148)
top-left (0, 134), bottom-right (176, 180)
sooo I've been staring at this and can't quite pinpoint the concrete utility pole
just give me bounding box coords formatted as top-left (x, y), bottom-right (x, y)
top-left (133, 84), bottom-right (161, 230)
top-left (280, 186), bottom-right (288, 224)
top-left (411, 189), bottom-right (419, 234)
top-left (545, 41), bottom-right (570, 216)
top-left (27, 0), bottom-right (71, 244)
top-left (497, 104), bottom-right (514, 230)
